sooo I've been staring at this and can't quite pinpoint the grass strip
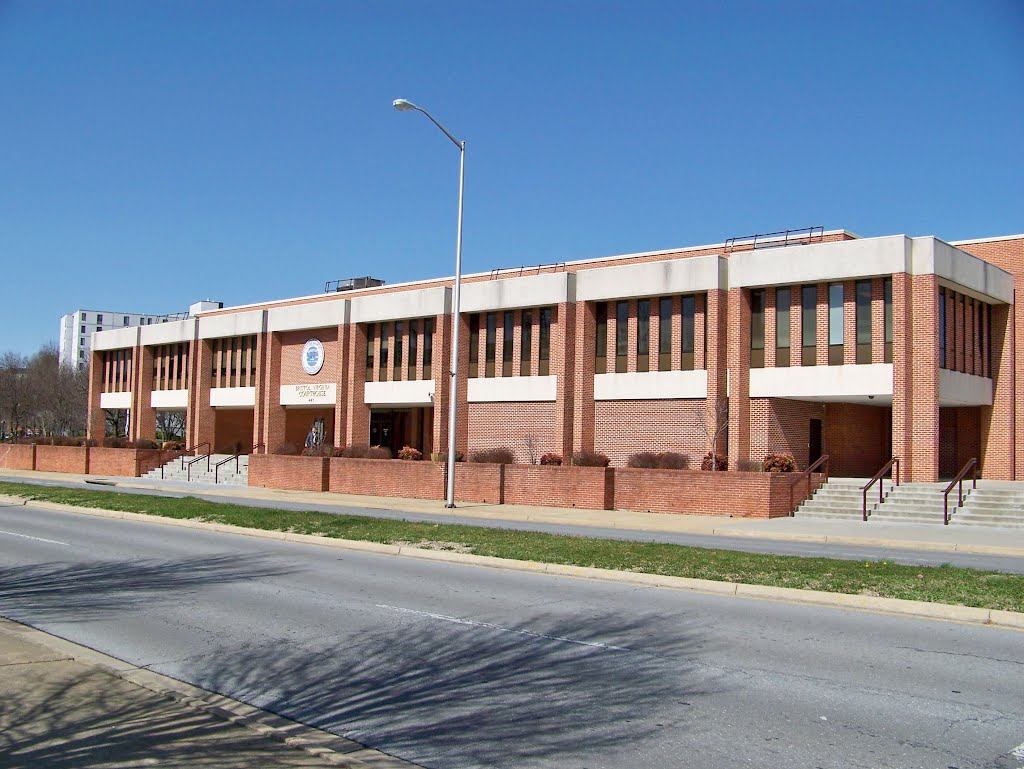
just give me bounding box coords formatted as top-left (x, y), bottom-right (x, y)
top-left (2, 480), bottom-right (1022, 613)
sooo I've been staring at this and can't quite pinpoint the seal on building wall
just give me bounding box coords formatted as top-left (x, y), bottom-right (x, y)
top-left (302, 338), bottom-right (325, 375)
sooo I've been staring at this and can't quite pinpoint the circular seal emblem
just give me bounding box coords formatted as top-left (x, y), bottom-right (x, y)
top-left (302, 339), bottom-right (325, 375)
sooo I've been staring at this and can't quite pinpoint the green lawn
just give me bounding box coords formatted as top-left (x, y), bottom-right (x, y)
top-left (2, 481), bottom-right (1021, 612)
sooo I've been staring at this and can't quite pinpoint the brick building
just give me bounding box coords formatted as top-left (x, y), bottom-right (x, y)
top-left (86, 229), bottom-right (1024, 483)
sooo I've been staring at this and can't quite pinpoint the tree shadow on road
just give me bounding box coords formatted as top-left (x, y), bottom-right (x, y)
top-left (190, 609), bottom-right (721, 768)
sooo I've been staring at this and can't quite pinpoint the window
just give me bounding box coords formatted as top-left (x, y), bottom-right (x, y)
top-left (379, 322), bottom-right (389, 379)
top-left (394, 321), bottom-right (404, 380)
top-left (659, 298), bottom-right (672, 371)
top-left (469, 314), bottom-right (480, 378)
top-left (776, 288), bottom-right (791, 367)
top-left (409, 319), bottom-right (418, 380)
top-left (80, 337), bottom-right (84, 347)
top-left (615, 301), bottom-right (628, 373)
top-left (856, 280), bottom-right (872, 364)
top-left (97, 314), bottom-right (103, 323)
top-left (594, 303), bottom-right (606, 374)
top-left (123, 316), bottom-right (129, 326)
top-left (539, 307), bottom-right (551, 376)
top-left (503, 311), bottom-right (514, 376)
top-left (80, 312), bottom-right (86, 322)
top-left (80, 325), bottom-right (85, 333)
top-left (801, 285), bottom-right (817, 366)
top-left (96, 326), bottom-right (102, 332)
top-left (423, 318), bottom-right (433, 380)
top-left (521, 310), bottom-right (533, 376)
top-left (365, 324), bottom-right (375, 381)
top-left (883, 278), bottom-right (893, 363)
top-left (681, 295), bottom-right (695, 370)
top-left (828, 283), bottom-right (844, 365)
top-left (750, 289), bottom-right (765, 368)
top-left (939, 290), bottom-right (946, 369)
top-left (637, 299), bottom-right (650, 372)
top-left (485, 312), bottom-right (496, 377)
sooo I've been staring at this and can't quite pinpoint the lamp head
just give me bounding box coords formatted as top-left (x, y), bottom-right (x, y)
top-left (393, 98), bottom-right (417, 112)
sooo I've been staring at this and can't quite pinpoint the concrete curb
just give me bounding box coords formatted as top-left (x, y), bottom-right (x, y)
top-left (15, 498), bottom-right (1024, 631)
top-left (1, 618), bottom-right (420, 768)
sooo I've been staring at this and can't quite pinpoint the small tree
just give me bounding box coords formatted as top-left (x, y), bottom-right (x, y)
top-left (697, 397), bottom-right (729, 472)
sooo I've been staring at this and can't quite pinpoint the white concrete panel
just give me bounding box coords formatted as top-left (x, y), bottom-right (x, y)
top-left (364, 380), bottom-right (435, 407)
top-left (939, 369), bottom-right (993, 406)
top-left (467, 375), bottom-right (557, 403)
top-left (280, 382), bottom-right (337, 406)
top-left (729, 236), bottom-right (909, 288)
top-left (140, 319), bottom-right (196, 346)
top-left (350, 287), bottom-right (450, 324)
top-left (210, 387), bottom-right (256, 407)
top-left (594, 370), bottom-right (707, 401)
top-left (199, 309), bottom-right (266, 339)
top-left (99, 391), bottom-right (132, 410)
top-left (92, 326), bottom-right (140, 352)
top-left (749, 364), bottom-right (893, 399)
top-left (460, 273), bottom-right (571, 313)
top-left (150, 389), bottom-right (188, 409)
top-left (266, 299), bottom-right (348, 333)
top-left (575, 256), bottom-right (723, 301)
top-left (913, 238), bottom-right (1013, 304)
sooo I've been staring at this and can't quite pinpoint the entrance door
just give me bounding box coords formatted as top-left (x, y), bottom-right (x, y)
top-left (808, 418), bottom-right (823, 467)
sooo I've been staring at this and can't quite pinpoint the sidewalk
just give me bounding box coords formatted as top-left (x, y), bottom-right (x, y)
top-left (0, 618), bottom-right (416, 768)
top-left (1, 468), bottom-right (1023, 557)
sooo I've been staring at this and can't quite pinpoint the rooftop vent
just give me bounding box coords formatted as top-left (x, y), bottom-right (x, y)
top-left (324, 276), bottom-right (385, 293)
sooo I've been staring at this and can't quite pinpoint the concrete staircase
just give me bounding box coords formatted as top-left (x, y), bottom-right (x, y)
top-left (796, 478), bottom-right (1024, 528)
top-left (143, 454), bottom-right (249, 487)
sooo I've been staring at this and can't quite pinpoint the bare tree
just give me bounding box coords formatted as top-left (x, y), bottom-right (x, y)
top-left (697, 398), bottom-right (729, 471)
top-left (0, 351), bottom-right (29, 438)
top-left (523, 434), bottom-right (539, 465)
top-left (155, 411), bottom-right (187, 442)
top-left (105, 409), bottom-right (128, 438)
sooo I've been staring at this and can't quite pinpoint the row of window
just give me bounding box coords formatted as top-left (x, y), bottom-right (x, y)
top-left (101, 349), bottom-right (133, 393)
top-left (594, 296), bottom-right (701, 374)
top-left (211, 335), bottom-right (258, 388)
top-left (468, 308), bottom-right (552, 378)
top-left (365, 318), bottom-right (435, 382)
top-left (152, 343), bottom-right (190, 391)
top-left (80, 312), bottom-right (166, 326)
top-left (750, 280), bottom-right (894, 367)
top-left (939, 288), bottom-right (991, 375)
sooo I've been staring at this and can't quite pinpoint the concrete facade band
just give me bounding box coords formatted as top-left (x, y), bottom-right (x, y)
top-left (87, 231), bottom-right (1024, 483)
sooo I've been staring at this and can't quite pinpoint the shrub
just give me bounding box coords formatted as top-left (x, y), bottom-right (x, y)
top-left (162, 441), bottom-right (185, 451)
top-left (430, 450), bottom-right (465, 463)
top-left (274, 442), bottom-right (299, 456)
top-left (539, 452), bottom-right (563, 466)
top-left (301, 443), bottom-right (336, 457)
top-left (571, 450), bottom-right (610, 467)
top-left (470, 447), bottom-right (515, 464)
top-left (102, 437), bottom-right (132, 449)
top-left (135, 439), bottom-right (159, 450)
top-left (762, 453), bottom-right (796, 473)
top-left (737, 458), bottom-right (762, 472)
top-left (626, 451), bottom-right (689, 470)
top-left (342, 444), bottom-right (392, 460)
top-left (398, 446), bottom-right (423, 461)
top-left (700, 451), bottom-right (728, 471)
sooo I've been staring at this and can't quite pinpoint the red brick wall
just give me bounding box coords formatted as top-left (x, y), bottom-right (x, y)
top-left (467, 403), bottom-right (557, 464)
top-left (215, 409), bottom-right (256, 454)
top-left (594, 400), bottom-right (707, 467)
top-left (614, 468), bottom-right (798, 518)
top-left (453, 463), bottom-right (503, 503)
top-left (749, 398), bottom-right (826, 471)
top-left (503, 465), bottom-right (611, 509)
top-left (34, 446), bottom-right (88, 474)
top-left (328, 458), bottom-right (443, 499)
top-left (0, 444), bottom-right (35, 470)
top-left (88, 448), bottom-right (160, 477)
top-left (824, 403), bottom-right (890, 477)
top-left (249, 454), bottom-right (328, 491)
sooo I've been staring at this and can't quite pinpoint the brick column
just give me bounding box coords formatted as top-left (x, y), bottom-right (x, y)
top-left (727, 287), bottom-right (750, 470)
top-left (432, 312), bottom-right (468, 459)
top-left (132, 345), bottom-right (156, 442)
top-left (764, 288), bottom-right (777, 368)
top-left (843, 280), bottom-right (856, 366)
top-left (553, 303), bottom-right (575, 459)
top-left (572, 301), bottom-right (596, 454)
top-left (86, 350), bottom-right (105, 442)
top-left (252, 327), bottom-right (269, 453)
top-left (260, 334), bottom-right (285, 453)
top-left (333, 322), bottom-right (349, 450)
top-left (345, 324), bottom-right (370, 447)
top-left (870, 278), bottom-right (885, 364)
top-left (816, 283), bottom-right (829, 367)
top-left (191, 339), bottom-right (216, 451)
top-left (980, 303), bottom-right (1015, 479)
top-left (705, 289), bottom-right (728, 463)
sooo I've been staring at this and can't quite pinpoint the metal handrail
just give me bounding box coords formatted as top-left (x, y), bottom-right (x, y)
top-left (943, 458), bottom-right (977, 525)
top-left (186, 447), bottom-right (214, 482)
top-left (214, 443), bottom-right (263, 484)
top-left (789, 454), bottom-right (830, 514)
top-left (158, 445), bottom-right (189, 479)
top-left (861, 457), bottom-right (900, 521)
top-left (180, 442), bottom-right (211, 470)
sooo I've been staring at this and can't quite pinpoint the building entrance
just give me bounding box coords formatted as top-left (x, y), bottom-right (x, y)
top-left (369, 408), bottom-right (433, 457)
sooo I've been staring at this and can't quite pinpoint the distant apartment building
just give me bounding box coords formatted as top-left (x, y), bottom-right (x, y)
top-left (60, 301), bottom-right (223, 369)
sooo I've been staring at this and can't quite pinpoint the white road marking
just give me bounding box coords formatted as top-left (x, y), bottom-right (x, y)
top-left (0, 529), bottom-right (70, 546)
top-left (377, 604), bottom-right (632, 652)
top-left (1010, 741), bottom-right (1024, 762)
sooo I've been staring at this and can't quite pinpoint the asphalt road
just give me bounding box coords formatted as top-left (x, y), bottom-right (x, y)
top-left (2, 472), bottom-right (1023, 573)
top-left (1, 501), bottom-right (1022, 769)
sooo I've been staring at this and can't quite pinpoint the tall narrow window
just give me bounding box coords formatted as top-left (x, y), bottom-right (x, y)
top-left (681, 295), bottom-right (695, 370)
top-left (408, 319), bottom-right (418, 380)
top-left (615, 301), bottom-right (628, 373)
top-left (594, 303), bottom-right (606, 374)
top-left (539, 307), bottom-right (551, 376)
top-left (423, 318), bottom-right (433, 380)
top-left (394, 321), bottom-right (404, 380)
top-left (503, 311), bottom-right (514, 376)
top-left (883, 277), bottom-right (893, 363)
top-left (776, 288), bottom-right (791, 367)
top-left (637, 299), bottom-right (650, 372)
top-left (801, 285), bottom-right (817, 366)
top-left (750, 289), bottom-right (765, 368)
top-left (485, 312), bottom-right (496, 377)
top-left (365, 324), bottom-right (375, 381)
top-left (856, 280), bottom-right (872, 364)
top-left (379, 322), bottom-right (390, 379)
top-left (659, 298), bottom-right (672, 371)
top-left (468, 314), bottom-right (479, 378)
top-left (938, 289), bottom-right (946, 369)
top-left (521, 309), bottom-right (533, 376)
top-left (828, 283), bottom-right (844, 365)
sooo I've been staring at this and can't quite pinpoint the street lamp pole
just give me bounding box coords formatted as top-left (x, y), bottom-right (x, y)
top-left (393, 98), bottom-right (464, 508)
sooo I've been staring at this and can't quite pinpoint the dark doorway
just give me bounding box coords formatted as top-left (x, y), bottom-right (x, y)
top-left (370, 408), bottom-right (433, 457)
top-left (808, 418), bottom-right (823, 467)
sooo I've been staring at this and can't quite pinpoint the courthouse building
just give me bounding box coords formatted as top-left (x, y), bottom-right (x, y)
top-left (86, 229), bottom-right (1024, 483)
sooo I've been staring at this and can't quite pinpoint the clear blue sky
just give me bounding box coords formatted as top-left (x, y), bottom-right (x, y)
top-left (1, 0), bottom-right (1021, 356)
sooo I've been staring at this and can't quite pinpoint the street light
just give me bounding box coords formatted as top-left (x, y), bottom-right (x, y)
top-left (393, 98), bottom-right (465, 508)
